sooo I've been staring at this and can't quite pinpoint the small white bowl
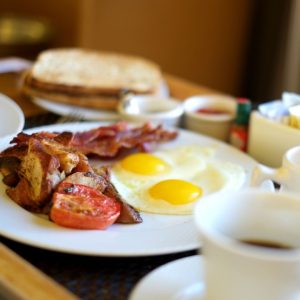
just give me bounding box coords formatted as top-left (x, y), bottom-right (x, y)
top-left (117, 95), bottom-right (184, 127)
top-left (183, 95), bottom-right (237, 141)
top-left (0, 93), bottom-right (24, 139)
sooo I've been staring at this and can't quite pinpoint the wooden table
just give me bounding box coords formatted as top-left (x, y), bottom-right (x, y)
top-left (0, 72), bottom-right (220, 118)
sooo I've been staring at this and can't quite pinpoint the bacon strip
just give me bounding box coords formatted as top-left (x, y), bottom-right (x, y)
top-left (68, 122), bottom-right (178, 157)
top-left (2, 122), bottom-right (178, 159)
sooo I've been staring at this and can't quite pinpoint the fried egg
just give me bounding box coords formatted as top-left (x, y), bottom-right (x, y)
top-left (110, 145), bottom-right (245, 215)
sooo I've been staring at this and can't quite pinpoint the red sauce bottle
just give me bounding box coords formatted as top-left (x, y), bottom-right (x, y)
top-left (229, 98), bottom-right (251, 151)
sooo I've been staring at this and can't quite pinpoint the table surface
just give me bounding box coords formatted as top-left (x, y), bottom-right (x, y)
top-left (0, 71), bottom-right (219, 300)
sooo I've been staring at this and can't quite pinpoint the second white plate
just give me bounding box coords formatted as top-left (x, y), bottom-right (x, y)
top-left (32, 81), bottom-right (170, 121)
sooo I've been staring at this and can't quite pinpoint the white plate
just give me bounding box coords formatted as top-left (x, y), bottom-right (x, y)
top-left (32, 81), bottom-right (170, 121)
top-left (32, 98), bottom-right (120, 121)
top-left (0, 122), bottom-right (257, 256)
top-left (0, 93), bottom-right (24, 139)
top-left (130, 255), bottom-right (204, 300)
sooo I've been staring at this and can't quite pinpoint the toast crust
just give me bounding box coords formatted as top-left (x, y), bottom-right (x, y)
top-left (21, 73), bottom-right (120, 110)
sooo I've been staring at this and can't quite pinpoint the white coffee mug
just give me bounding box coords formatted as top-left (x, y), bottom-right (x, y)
top-left (194, 188), bottom-right (300, 300)
top-left (251, 145), bottom-right (300, 192)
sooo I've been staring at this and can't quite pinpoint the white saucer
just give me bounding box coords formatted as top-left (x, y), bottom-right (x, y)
top-left (0, 93), bottom-right (24, 139)
top-left (129, 255), bottom-right (204, 300)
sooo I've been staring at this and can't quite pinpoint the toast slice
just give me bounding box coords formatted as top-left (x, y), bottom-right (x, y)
top-left (21, 48), bottom-right (162, 110)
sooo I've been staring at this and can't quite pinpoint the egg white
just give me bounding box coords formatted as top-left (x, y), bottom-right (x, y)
top-left (111, 145), bottom-right (246, 215)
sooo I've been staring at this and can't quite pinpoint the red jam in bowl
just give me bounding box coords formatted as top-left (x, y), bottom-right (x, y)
top-left (196, 108), bottom-right (230, 115)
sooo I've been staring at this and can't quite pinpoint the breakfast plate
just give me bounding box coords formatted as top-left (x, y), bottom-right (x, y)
top-left (32, 98), bottom-right (120, 121)
top-left (0, 122), bottom-right (257, 256)
top-left (129, 255), bottom-right (204, 300)
top-left (0, 93), bottom-right (24, 139)
top-left (32, 81), bottom-right (169, 121)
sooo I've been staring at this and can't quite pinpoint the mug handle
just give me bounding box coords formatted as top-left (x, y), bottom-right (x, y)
top-left (251, 164), bottom-right (289, 189)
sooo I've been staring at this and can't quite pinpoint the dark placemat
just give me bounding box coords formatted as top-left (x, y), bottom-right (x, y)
top-left (0, 114), bottom-right (199, 300)
top-left (24, 112), bottom-right (62, 129)
top-left (0, 236), bottom-right (197, 300)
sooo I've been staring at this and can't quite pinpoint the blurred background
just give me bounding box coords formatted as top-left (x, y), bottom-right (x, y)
top-left (0, 0), bottom-right (297, 102)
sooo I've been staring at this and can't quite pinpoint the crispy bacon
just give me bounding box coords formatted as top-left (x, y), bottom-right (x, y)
top-left (0, 132), bottom-right (59, 161)
top-left (0, 122), bottom-right (178, 223)
top-left (2, 137), bottom-right (94, 212)
top-left (7, 138), bottom-right (62, 212)
top-left (104, 179), bottom-right (143, 224)
top-left (69, 122), bottom-right (178, 157)
top-left (0, 144), bottom-right (28, 160)
top-left (0, 157), bottom-right (21, 187)
top-left (1, 122), bottom-right (177, 160)
top-left (10, 131), bottom-right (58, 146)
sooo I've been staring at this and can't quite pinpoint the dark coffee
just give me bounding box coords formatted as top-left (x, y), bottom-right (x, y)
top-left (239, 239), bottom-right (294, 250)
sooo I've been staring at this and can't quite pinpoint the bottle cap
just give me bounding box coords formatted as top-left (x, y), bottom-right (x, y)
top-left (235, 98), bottom-right (251, 125)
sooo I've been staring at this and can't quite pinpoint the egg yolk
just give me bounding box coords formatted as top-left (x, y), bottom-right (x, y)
top-left (149, 179), bottom-right (202, 205)
top-left (120, 153), bottom-right (170, 175)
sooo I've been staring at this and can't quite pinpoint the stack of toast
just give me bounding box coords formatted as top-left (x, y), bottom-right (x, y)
top-left (21, 48), bottom-right (162, 110)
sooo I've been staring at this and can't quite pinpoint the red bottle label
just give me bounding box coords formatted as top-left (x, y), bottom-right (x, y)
top-left (230, 127), bottom-right (248, 151)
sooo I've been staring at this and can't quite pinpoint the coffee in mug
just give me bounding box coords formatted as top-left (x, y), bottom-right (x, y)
top-left (238, 238), bottom-right (294, 250)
